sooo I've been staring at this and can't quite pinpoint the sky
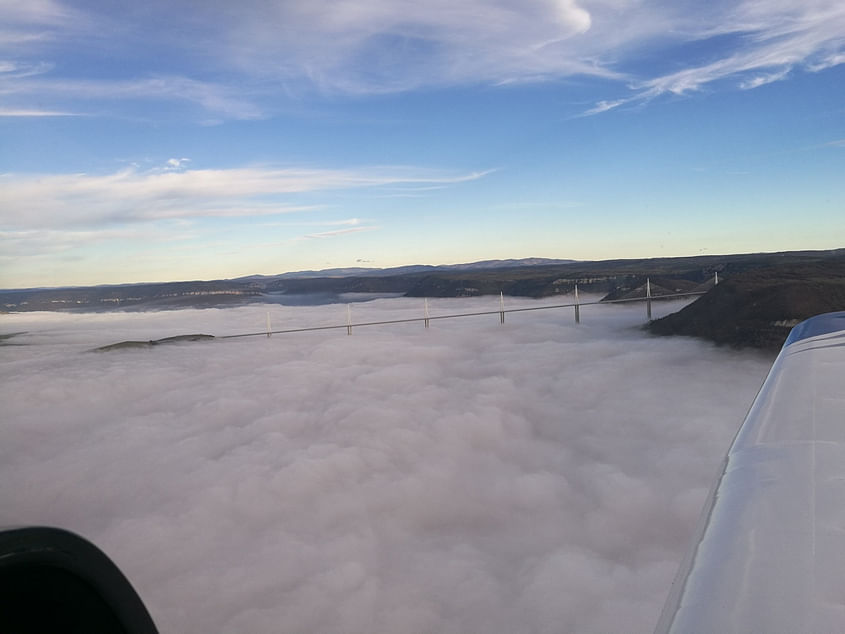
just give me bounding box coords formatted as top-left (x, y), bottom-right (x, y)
top-left (1, 0), bottom-right (844, 288)
top-left (0, 297), bottom-right (775, 633)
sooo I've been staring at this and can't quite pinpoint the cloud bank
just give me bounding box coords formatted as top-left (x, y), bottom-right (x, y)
top-left (0, 297), bottom-right (773, 633)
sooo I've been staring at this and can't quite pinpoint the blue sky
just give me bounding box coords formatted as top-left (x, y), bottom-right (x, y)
top-left (1, 0), bottom-right (844, 288)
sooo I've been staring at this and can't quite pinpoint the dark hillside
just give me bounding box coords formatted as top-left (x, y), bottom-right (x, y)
top-left (647, 258), bottom-right (845, 349)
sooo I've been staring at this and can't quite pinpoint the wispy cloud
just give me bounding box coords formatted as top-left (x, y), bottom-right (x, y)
top-left (0, 226), bottom-right (180, 260)
top-left (739, 67), bottom-right (792, 90)
top-left (2, 1), bottom-right (843, 118)
top-left (157, 0), bottom-right (845, 102)
top-left (0, 165), bottom-right (489, 230)
top-left (302, 226), bottom-right (378, 240)
top-left (0, 0), bottom-right (83, 40)
top-left (165, 157), bottom-right (191, 170)
top-left (261, 218), bottom-right (366, 228)
top-left (0, 60), bottom-right (53, 78)
top-left (581, 98), bottom-right (629, 116)
top-left (214, 0), bottom-right (612, 93)
top-left (0, 75), bottom-right (266, 120)
top-left (0, 107), bottom-right (77, 116)
top-left (0, 1), bottom-right (265, 121)
top-left (0, 162), bottom-right (484, 277)
top-left (1, 1), bottom-right (615, 113)
top-left (584, 1), bottom-right (845, 114)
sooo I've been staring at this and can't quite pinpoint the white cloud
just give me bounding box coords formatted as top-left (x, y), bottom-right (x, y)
top-left (2, 0), bottom-right (615, 110)
top-left (584, 0), bottom-right (845, 113)
top-left (182, 0), bottom-right (845, 100)
top-left (166, 157), bottom-right (191, 170)
top-left (0, 0), bottom-right (78, 36)
top-left (0, 227), bottom-right (171, 257)
top-left (0, 60), bottom-right (52, 78)
top-left (302, 226), bottom-right (378, 239)
top-left (329, 217), bottom-right (364, 226)
top-left (0, 298), bottom-right (774, 633)
top-left (0, 225), bottom-right (216, 282)
top-left (3, 1), bottom-right (843, 116)
top-left (0, 0), bottom-right (90, 62)
top-left (214, 0), bottom-right (614, 93)
top-left (0, 107), bottom-right (76, 116)
top-left (257, 218), bottom-right (364, 229)
top-left (807, 51), bottom-right (845, 71)
top-left (0, 75), bottom-right (267, 120)
top-left (0, 165), bottom-right (489, 230)
top-left (739, 67), bottom-right (792, 89)
top-left (580, 98), bottom-right (629, 116)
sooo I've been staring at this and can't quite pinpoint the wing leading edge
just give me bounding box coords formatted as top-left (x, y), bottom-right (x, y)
top-left (655, 311), bottom-right (845, 634)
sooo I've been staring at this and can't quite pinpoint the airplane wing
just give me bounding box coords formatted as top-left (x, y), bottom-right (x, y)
top-left (655, 311), bottom-right (845, 633)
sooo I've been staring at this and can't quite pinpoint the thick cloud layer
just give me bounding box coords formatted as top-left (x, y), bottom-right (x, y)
top-left (0, 297), bottom-right (773, 633)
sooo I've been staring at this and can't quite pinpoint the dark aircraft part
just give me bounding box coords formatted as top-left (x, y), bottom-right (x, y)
top-left (0, 526), bottom-right (157, 634)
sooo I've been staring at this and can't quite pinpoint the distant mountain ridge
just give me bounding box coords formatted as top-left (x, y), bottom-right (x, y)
top-left (235, 258), bottom-right (576, 281)
top-left (3, 251), bottom-right (844, 332)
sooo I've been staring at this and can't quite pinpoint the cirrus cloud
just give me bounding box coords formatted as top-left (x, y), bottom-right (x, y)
top-left (584, 1), bottom-right (845, 113)
top-left (2, 1), bottom-right (843, 117)
top-left (0, 164), bottom-right (490, 230)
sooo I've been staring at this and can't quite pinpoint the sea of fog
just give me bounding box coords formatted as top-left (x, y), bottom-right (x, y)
top-left (0, 296), bottom-right (774, 633)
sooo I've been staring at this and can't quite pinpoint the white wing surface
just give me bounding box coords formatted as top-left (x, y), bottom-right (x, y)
top-left (656, 312), bottom-right (845, 634)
